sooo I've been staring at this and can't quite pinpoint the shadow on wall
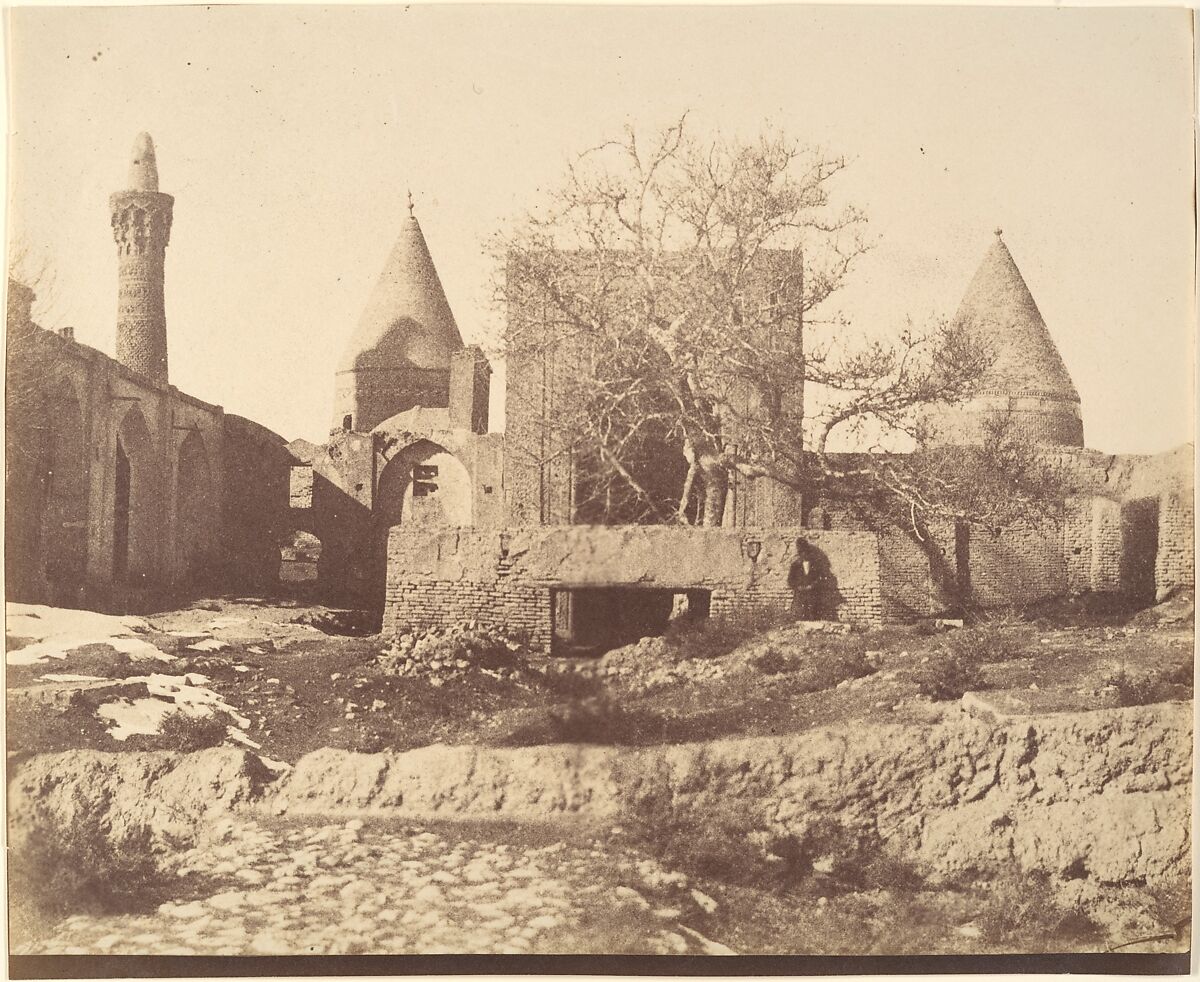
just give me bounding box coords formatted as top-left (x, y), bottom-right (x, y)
top-left (788, 538), bottom-right (844, 620)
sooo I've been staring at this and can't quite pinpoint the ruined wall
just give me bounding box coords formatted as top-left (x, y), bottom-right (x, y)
top-left (386, 525), bottom-right (883, 649)
top-left (1156, 491), bottom-right (1195, 599)
top-left (5, 312), bottom-right (229, 609)
top-left (260, 703), bottom-right (1191, 885)
top-left (1062, 496), bottom-right (1123, 595)
top-left (221, 415), bottom-right (294, 592)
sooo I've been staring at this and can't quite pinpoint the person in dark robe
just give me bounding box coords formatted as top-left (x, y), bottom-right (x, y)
top-left (788, 537), bottom-right (820, 619)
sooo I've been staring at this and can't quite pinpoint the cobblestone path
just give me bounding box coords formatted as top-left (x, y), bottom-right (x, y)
top-left (18, 817), bottom-right (733, 956)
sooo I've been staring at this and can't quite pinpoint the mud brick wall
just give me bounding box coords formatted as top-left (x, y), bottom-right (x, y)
top-left (1063, 496), bottom-right (1123, 594)
top-left (877, 522), bottom-right (960, 621)
top-left (386, 526), bottom-right (884, 650)
top-left (965, 519), bottom-right (1067, 608)
top-left (1156, 491), bottom-right (1195, 597)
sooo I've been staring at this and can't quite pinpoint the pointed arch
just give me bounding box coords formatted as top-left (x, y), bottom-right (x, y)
top-left (114, 405), bottom-right (159, 581)
top-left (375, 439), bottom-right (472, 531)
top-left (175, 429), bottom-right (214, 585)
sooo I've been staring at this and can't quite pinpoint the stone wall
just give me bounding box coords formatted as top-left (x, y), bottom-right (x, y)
top-left (386, 525), bottom-right (884, 650)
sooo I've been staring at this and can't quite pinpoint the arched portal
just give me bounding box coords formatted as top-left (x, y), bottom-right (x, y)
top-left (375, 439), bottom-right (472, 531)
top-left (114, 406), bottom-right (159, 582)
top-left (279, 530), bottom-right (323, 588)
top-left (175, 429), bottom-right (214, 585)
top-left (40, 383), bottom-right (88, 602)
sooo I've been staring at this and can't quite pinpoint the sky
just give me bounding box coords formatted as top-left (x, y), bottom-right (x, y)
top-left (5, 4), bottom-right (1195, 454)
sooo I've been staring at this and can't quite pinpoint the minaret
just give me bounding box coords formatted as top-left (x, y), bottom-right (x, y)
top-left (110, 132), bottom-right (173, 384)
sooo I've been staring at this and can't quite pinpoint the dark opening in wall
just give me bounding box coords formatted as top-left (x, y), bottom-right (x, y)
top-left (549, 586), bottom-right (711, 657)
top-left (342, 414), bottom-right (353, 432)
top-left (113, 443), bottom-right (131, 578)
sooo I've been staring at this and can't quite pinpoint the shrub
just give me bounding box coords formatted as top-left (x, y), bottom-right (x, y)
top-left (8, 816), bottom-right (204, 947)
top-left (787, 642), bottom-right (875, 693)
top-left (616, 787), bottom-right (923, 899)
top-left (915, 652), bottom-right (986, 701)
top-left (154, 712), bottom-right (229, 751)
top-left (974, 871), bottom-right (1103, 951)
top-left (497, 696), bottom-right (672, 746)
top-left (665, 608), bottom-right (795, 662)
top-left (749, 646), bottom-right (791, 675)
top-left (943, 621), bottom-right (1028, 665)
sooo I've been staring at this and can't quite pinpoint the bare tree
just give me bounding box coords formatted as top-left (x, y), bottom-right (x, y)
top-left (498, 115), bottom-right (1026, 528)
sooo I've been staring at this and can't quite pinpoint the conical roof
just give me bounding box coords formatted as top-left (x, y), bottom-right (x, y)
top-left (339, 213), bottom-right (464, 373)
top-left (955, 232), bottom-right (1079, 402)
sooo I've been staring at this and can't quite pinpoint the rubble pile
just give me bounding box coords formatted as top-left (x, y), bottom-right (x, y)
top-left (378, 625), bottom-right (527, 684)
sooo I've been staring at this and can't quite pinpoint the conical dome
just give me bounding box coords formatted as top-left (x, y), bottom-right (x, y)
top-left (955, 233), bottom-right (1079, 402)
top-left (331, 211), bottom-right (465, 433)
top-left (926, 232), bottom-right (1083, 448)
top-left (338, 215), bottom-right (464, 374)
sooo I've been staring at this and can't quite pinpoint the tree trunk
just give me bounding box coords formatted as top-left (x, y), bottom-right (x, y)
top-left (699, 463), bottom-right (728, 527)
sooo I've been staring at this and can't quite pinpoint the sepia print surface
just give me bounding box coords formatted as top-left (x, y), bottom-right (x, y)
top-left (4, 2), bottom-right (1194, 966)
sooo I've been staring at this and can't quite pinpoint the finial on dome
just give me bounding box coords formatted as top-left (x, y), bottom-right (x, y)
top-left (994, 227), bottom-right (1004, 238)
top-left (129, 132), bottom-right (159, 192)
top-left (407, 189), bottom-right (414, 218)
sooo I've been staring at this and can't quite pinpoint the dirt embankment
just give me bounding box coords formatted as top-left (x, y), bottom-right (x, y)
top-left (8, 703), bottom-right (1190, 885)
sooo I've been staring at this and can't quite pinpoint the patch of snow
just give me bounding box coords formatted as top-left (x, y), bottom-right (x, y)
top-left (6, 603), bottom-right (167, 665)
top-left (97, 698), bottom-right (179, 739)
top-left (135, 673), bottom-right (251, 728)
top-left (225, 727), bottom-right (261, 750)
top-left (187, 638), bottom-right (228, 652)
top-left (106, 637), bottom-right (174, 662)
top-left (247, 646), bottom-right (265, 655)
top-left (90, 670), bottom-right (251, 740)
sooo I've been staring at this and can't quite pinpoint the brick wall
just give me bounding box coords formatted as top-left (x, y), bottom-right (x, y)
top-left (385, 525), bottom-right (884, 651)
top-left (964, 518), bottom-right (1067, 608)
top-left (877, 522), bottom-right (961, 621)
top-left (1156, 491), bottom-right (1195, 598)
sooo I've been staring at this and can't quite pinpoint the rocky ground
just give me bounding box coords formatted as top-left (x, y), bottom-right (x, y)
top-left (13, 815), bottom-right (731, 956)
top-left (5, 591), bottom-right (1194, 765)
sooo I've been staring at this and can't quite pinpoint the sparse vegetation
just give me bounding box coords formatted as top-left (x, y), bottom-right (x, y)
top-left (972, 871), bottom-right (1104, 952)
top-left (8, 816), bottom-right (208, 947)
top-left (152, 711), bottom-right (229, 751)
top-left (664, 608), bottom-right (796, 661)
top-left (944, 617), bottom-right (1031, 664)
top-left (915, 652), bottom-right (987, 701)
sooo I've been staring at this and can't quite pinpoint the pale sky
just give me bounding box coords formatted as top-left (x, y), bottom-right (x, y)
top-left (5, 4), bottom-right (1195, 454)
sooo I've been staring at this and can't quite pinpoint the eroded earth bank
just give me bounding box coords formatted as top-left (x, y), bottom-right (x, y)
top-left (6, 595), bottom-right (1194, 955)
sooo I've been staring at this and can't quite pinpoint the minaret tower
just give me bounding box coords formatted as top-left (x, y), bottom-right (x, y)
top-left (110, 132), bottom-right (173, 384)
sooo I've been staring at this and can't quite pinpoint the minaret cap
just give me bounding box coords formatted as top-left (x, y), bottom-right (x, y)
top-left (129, 132), bottom-right (159, 192)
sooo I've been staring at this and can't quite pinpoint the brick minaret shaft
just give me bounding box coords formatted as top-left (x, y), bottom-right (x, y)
top-left (110, 132), bottom-right (173, 384)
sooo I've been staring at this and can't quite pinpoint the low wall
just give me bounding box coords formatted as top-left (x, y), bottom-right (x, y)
top-left (385, 526), bottom-right (884, 649)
